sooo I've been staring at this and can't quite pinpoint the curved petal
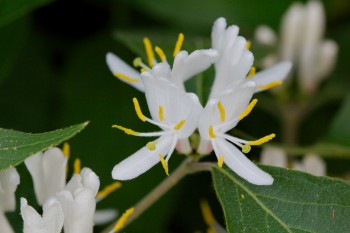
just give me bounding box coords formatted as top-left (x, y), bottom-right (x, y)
top-left (0, 211), bottom-right (14, 233)
top-left (112, 134), bottom-right (174, 180)
top-left (106, 52), bottom-right (144, 92)
top-left (214, 138), bottom-right (273, 185)
top-left (211, 17), bottom-right (227, 51)
top-left (252, 61), bottom-right (292, 92)
top-left (42, 198), bottom-right (65, 233)
top-left (0, 168), bottom-right (20, 211)
top-left (171, 49), bottom-right (217, 85)
top-left (65, 168), bottom-right (100, 196)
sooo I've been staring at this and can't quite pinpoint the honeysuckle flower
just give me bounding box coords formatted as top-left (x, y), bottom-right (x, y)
top-left (106, 34), bottom-right (217, 91)
top-left (112, 72), bottom-right (202, 180)
top-left (25, 147), bottom-right (67, 205)
top-left (260, 146), bottom-right (288, 168)
top-left (20, 197), bottom-right (64, 233)
top-left (255, 0), bottom-right (338, 93)
top-left (198, 81), bottom-right (274, 185)
top-left (0, 168), bottom-right (20, 233)
top-left (209, 17), bottom-right (292, 99)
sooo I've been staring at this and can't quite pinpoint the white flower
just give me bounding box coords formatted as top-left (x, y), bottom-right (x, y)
top-left (56, 167), bottom-right (100, 233)
top-left (260, 146), bottom-right (288, 168)
top-left (20, 197), bottom-right (64, 233)
top-left (106, 34), bottom-right (217, 91)
top-left (112, 73), bottom-right (202, 180)
top-left (198, 81), bottom-right (274, 185)
top-left (25, 147), bottom-right (67, 205)
top-left (255, 0), bottom-right (338, 92)
top-left (210, 17), bottom-right (292, 98)
top-left (0, 168), bottom-right (20, 233)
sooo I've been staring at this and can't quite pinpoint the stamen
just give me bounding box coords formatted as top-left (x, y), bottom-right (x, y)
top-left (112, 207), bottom-right (134, 232)
top-left (158, 105), bottom-right (164, 122)
top-left (217, 101), bottom-right (225, 122)
top-left (242, 144), bottom-right (251, 153)
top-left (246, 67), bottom-right (256, 78)
top-left (248, 133), bottom-right (275, 146)
top-left (140, 68), bottom-right (147, 72)
top-left (63, 142), bottom-right (70, 157)
top-left (217, 155), bottom-right (224, 168)
top-left (246, 40), bottom-right (251, 50)
top-left (112, 125), bottom-right (139, 135)
top-left (113, 73), bottom-right (140, 83)
top-left (146, 141), bottom-right (156, 151)
top-left (155, 46), bottom-right (167, 62)
top-left (97, 182), bottom-right (122, 199)
top-left (143, 37), bottom-right (155, 67)
top-left (174, 119), bottom-right (186, 130)
top-left (208, 125), bottom-right (216, 138)
top-left (173, 33), bottom-right (184, 57)
top-left (74, 158), bottom-right (81, 174)
top-left (133, 57), bottom-right (150, 71)
top-left (199, 199), bottom-right (215, 226)
top-left (159, 154), bottom-right (169, 176)
top-left (132, 98), bottom-right (146, 122)
top-left (239, 99), bottom-right (258, 120)
top-left (258, 81), bottom-right (282, 90)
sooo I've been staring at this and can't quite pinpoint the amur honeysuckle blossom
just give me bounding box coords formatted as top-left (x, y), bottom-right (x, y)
top-left (25, 147), bottom-right (67, 205)
top-left (21, 197), bottom-right (64, 233)
top-left (254, 0), bottom-right (338, 93)
top-left (106, 33), bottom-right (217, 91)
top-left (0, 168), bottom-right (20, 233)
top-left (260, 146), bottom-right (326, 176)
top-left (108, 17), bottom-right (291, 185)
top-left (112, 73), bottom-right (203, 179)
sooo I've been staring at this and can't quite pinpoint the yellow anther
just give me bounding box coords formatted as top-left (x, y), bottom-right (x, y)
top-left (140, 68), bottom-right (147, 72)
top-left (246, 66), bottom-right (256, 78)
top-left (217, 101), bottom-right (225, 122)
top-left (63, 142), bottom-right (70, 157)
top-left (158, 105), bottom-right (164, 122)
top-left (133, 57), bottom-right (142, 68)
top-left (96, 182), bottom-right (122, 199)
top-left (132, 98), bottom-right (146, 122)
top-left (200, 199), bottom-right (215, 226)
top-left (248, 133), bottom-right (276, 146)
top-left (246, 40), bottom-right (251, 50)
top-left (258, 81), bottom-right (282, 90)
top-left (174, 119), bottom-right (186, 130)
top-left (112, 125), bottom-right (139, 135)
top-left (113, 73), bottom-right (140, 83)
top-left (74, 158), bottom-right (81, 174)
top-left (239, 99), bottom-right (258, 120)
top-left (173, 33), bottom-right (184, 57)
top-left (217, 155), bottom-right (224, 168)
top-left (146, 141), bottom-right (156, 151)
top-left (112, 207), bottom-right (134, 232)
top-left (159, 154), bottom-right (169, 176)
top-left (242, 144), bottom-right (251, 153)
top-left (143, 37), bottom-right (155, 67)
top-left (208, 125), bottom-right (216, 138)
top-left (207, 227), bottom-right (216, 233)
top-left (155, 46), bottom-right (167, 62)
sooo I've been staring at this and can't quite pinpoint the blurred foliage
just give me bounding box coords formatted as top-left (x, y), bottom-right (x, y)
top-left (0, 0), bottom-right (350, 232)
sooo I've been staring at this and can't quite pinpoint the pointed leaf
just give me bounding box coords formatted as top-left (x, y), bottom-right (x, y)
top-left (212, 166), bottom-right (350, 232)
top-left (0, 122), bottom-right (88, 170)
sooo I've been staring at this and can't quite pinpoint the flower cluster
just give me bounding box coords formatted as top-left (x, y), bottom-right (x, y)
top-left (107, 17), bottom-right (292, 185)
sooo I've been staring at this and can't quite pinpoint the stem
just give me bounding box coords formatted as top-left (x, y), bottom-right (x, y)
top-left (101, 159), bottom-right (214, 233)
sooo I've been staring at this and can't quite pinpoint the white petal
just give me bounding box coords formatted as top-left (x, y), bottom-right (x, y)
top-left (254, 25), bottom-right (277, 46)
top-left (106, 52), bottom-right (144, 92)
top-left (260, 146), bottom-right (287, 168)
top-left (0, 211), bottom-right (14, 233)
top-left (211, 17), bottom-right (227, 51)
top-left (65, 168), bottom-right (100, 196)
top-left (302, 154), bottom-right (326, 176)
top-left (214, 138), bottom-right (273, 185)
top-left (94, 209), bottom-right (117, 225)
top-left (0, 168), bottom-right (20, 211)
top-left (171, 49), bottom-right (217, 84)
top-left (42, 198), bottom-right (65, 233)
top-left (25, 148), bottom-right (67, 205)
top-left (197, 139), bottom-right (213, 155)
top-left (151, 62), bottom-right (172, 80)
top-left (112, 134), bottom-right (174, 180)
top-left (175, 138), bottom-right (192, 154)
top-left (252, 61), bottom-right (292, 92)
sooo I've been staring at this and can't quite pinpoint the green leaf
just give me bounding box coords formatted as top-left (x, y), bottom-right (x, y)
top-left (212, 166), bottom-right (350, 232)
top-left (0, 0), bottom-right (54, 28)
top-left (0, 122), bottom-right (88, 170)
